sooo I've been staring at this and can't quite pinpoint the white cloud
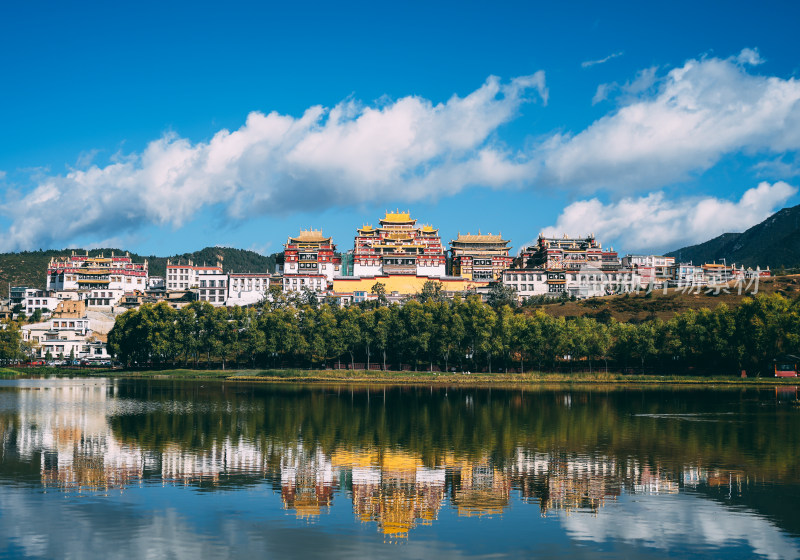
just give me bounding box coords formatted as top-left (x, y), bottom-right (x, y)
top-left (4, 48), bottom-right (800, 252)
top-left (539, 181), bottom-right (797, 254)
top-left (592, 66), bottom-right (659, 105)
top-left (0, 73), bottom-right (546, 251)
top-left (541, 49), bottom-right (800, 192)
top-left (737, 47), bottom-right (764, 66)
top-left (581, 51), bottom-right (624, 68)
top-left (752, 156), bottom-right (800, 178)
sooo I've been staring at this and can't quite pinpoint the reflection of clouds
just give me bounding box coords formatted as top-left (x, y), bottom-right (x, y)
top-left (0, 486), bottom-right (477, 559)
top-left (0, 489), bottom-right (224, 559)
top-left (560, 494), bottom-right (800, 560)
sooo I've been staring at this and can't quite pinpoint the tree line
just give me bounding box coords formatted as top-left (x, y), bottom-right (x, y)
top-left (106, 290), bottom-right (800, 375)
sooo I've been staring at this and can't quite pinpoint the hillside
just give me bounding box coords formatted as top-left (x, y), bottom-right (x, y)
top-left (528, 275), bottom-right (799, 323)
top-left (0, 247), bottom-right (279, 297)
top-left (666, 204), bottom-right (800, 268)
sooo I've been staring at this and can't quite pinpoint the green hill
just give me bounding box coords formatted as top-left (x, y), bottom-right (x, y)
top-left (666, 204), bottom-right (800, 269)
top-left (0, 247), bottom-right (279, 297)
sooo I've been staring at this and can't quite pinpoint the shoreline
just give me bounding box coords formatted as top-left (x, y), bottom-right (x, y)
top-left (3, 367), bottom-right (798, 386)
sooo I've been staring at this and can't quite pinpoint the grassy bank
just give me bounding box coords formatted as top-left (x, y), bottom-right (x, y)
top-left (223, 369), bottom-right (800, 385)
top-left (43, 367), bottom-right (799, 385)
top-left (3, 366), bottom-right (798, 385)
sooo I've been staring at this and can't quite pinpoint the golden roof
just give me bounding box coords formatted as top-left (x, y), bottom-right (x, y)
top-left (452, 232), bottom-right (507, 244)
top-left (421, 225), bottom-right (437, 233)
top-left (381, 210), bottom-right (415, 224)
top-left (289, 229), bottom-right (330, 243)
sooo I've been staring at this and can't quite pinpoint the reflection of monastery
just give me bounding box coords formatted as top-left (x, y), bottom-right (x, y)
top-left (0, 382), bottom-right (748, 540)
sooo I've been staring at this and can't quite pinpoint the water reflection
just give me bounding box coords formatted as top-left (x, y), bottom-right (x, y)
top-left (0, 378), bottom-right (798, 558)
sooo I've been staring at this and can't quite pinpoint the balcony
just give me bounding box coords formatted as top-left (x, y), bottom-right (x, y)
top-left (383, 264), bottom-right (417, 275)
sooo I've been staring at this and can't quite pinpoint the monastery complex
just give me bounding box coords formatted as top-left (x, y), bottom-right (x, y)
top-left (11, 209), bottom-right (772, 360)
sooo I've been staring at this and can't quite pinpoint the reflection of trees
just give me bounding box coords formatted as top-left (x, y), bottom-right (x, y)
top-left (108, 382), bottom-right (800, 484)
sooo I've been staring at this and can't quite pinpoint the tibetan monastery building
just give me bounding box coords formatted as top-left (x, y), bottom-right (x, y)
top-left (46, 252), bottom-right (149, 307)
top-left (279, 229), bottom-right (342, 294)
top-left (352, 211), bottom-right (446, 277)
top-left (450, 232), bottom-right (512, 283)
top-left (281, 228), bottom-right (342, 283)
top-left (518, 234), bottom-right (620, 272)
top-left (334, 211), bottom-right (471, 296)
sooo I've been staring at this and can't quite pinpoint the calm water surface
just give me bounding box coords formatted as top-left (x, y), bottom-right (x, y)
top-left (0, 378), bottom-right (798, 559)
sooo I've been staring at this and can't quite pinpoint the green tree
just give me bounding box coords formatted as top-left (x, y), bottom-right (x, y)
top-left (507, 313), bottom-right (528, 372)
top-left (462, 295), bottom-right (496, 372)
top-left (486, 282), bottom-right (518, 309)
top-left (338, 305), bottom-right (363, 370)
top-left (398, 301), bottom-right (433, 371)
top-left (417, 280), bottom-right (445, 304)
top-left (491, 304), bottom-right (516, 372)
top-left (262, 307), bottom-right (304, 367)
top-left (239, 307), bottom-right (265, 367)
top-left (373, 306), bottom-right (392, 370)
top-left (0, 322), bottom-right (22, 361)
top-left (149, 302), bottom-right (179, 365)
top-left (29, 309), bottom-right (43, 323)
top-left (301, 287), bottom-right (319, 308)
top-left (175, 305), bottom-right (201, 366)
top-left (360, 308), bottom-right (376, 370)
top-left (734, 294), bottom-right (795, 375)
top-left (370, 282), bottom-right (388, 307)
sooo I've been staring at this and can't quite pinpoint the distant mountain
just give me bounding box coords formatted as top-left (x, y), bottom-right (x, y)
top-left (0, 247), bottom-right (280, 297)
top-left (666, 205), bottom-right (800, 269)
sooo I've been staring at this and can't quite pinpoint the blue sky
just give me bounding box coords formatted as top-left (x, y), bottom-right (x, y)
top-left (2, 0), bottom-right (800, 258)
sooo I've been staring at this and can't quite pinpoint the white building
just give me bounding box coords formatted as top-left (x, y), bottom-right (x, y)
top-left (22, 316), bottom-right (109, 360)
top-left (17, 288), bottom-right (60, 316)
top-left (502, 267), bottom-right (642, 301)
top-left (148, 276), bottom-right (166, 291)
top-left (196, 267), bottom-right (228, 305)
top-left (673, 263), bottom-right (705, 286)
top-left (282, 273), bottom-right (328, 295)
top-left (621, 255), bottom-right (675, 286)
top-left (84, 289), bottom-right (125, 309)
top-left (227, 273), bottom-right (271, 306)
top-left (46, 252), bottom-right (148, 308)
top-left (166, 260), bottom-right (229, 306)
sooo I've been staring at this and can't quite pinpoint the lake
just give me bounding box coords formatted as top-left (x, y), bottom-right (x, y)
top-left (0, 378), bottom-right (798, 559)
